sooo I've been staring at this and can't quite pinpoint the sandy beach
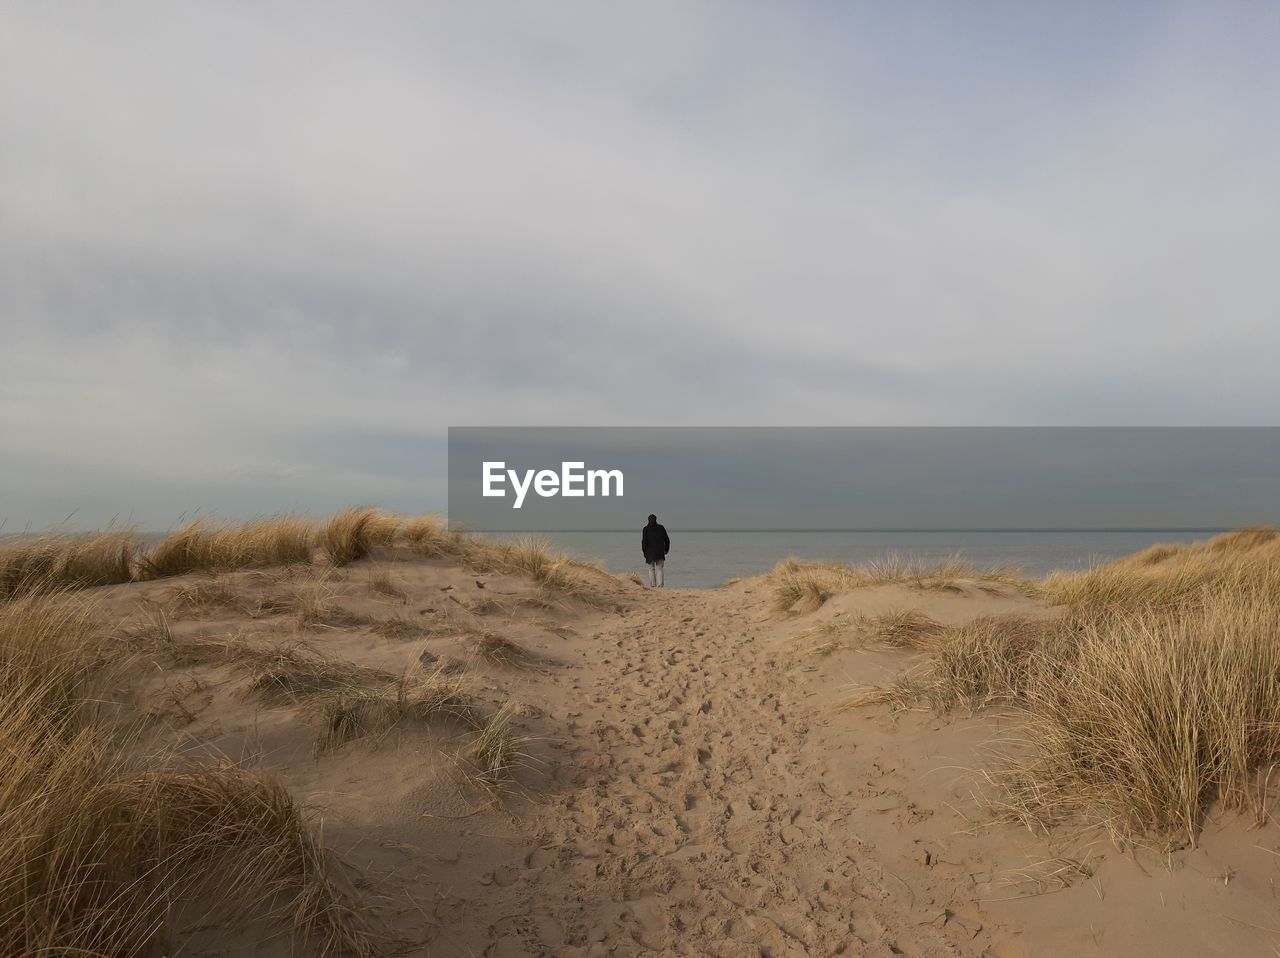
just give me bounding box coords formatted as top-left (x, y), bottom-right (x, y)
top-left (5, 515), bottom-right (1279, 956)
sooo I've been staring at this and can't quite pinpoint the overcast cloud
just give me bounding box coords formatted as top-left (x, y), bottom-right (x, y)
top-left (2, 2), bottom-right (1279, 527)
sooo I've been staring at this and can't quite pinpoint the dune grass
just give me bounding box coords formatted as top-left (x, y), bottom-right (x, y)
top-left (1040, 525), bottom-right (1280, 610)
top-left (139, 517), bottom-right (318, 578)
top-left (999, 592), bottom-right (1280, 843)
top-left (855, 527), bottom-right (1280, 844)
top-left (0, 591), bottom-right (375, 956)
top-left (2, 510), bottom-right (615, 607)
top-left (314, 668), bottom-right (477, 751)
top-left (0, 530), bottom-right (139, 599)
top-left (467, 630), bottom-right (536, 667)
top-left (471, 703), bottom-right (525, 789)
top-left (770, 554), bottom-right (1030, 612)
top-left (319, 508), bottom-right (399, 567)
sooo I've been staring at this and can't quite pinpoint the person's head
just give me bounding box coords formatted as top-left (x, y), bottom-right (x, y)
top-left (647, 514), bottom-right (657, 524)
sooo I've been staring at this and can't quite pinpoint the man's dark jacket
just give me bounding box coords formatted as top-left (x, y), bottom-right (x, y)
top-left (642, 522), bottom-right (670, 564)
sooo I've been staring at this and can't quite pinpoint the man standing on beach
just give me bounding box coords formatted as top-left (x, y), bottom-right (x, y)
top-left (642, 514), bottom-right (670, 588)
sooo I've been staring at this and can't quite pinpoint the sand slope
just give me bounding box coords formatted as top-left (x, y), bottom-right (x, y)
top-left (96, 556), bottom-right (1280, 956)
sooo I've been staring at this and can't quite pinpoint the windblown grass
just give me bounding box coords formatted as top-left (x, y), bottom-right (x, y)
top-left (259, 575), bottom-right (371, 630)
top-left (471, 703), bottom-right (525, 789)
top-left (998, 592), bottom-right (1280, 843)
top-left (770, 555), bottom-right (1030, 612)
top-left (460, 536), bottom-right (611, 600)
top-left (855, 527), bottom-right (1280, 843)
top-left (856, 614), bottom-right (1064, 712)
top-left (798, 609), bottom-right (946, 656)
top-left (367, 565), bottom-right (405, 599)
top-left (0, 591), bottom-right (375, 955)
top-left (320, 508), bottom-right (399, 567)
top-left (139, 518), bottom-right (317, 578)
top-left (165, 577), bottom-right (245, 617)
top-left (3, 511), bottom-right (616, 608)
top-left (1041, 525), bottom-right (1280, 610)
top-left (241, 642), bottom-right (392, 702)
top-left (399, 514), bottom-right (466, 557)
top-left (0, 531), bottom-right (138, 598)
top-left (467, 631), bottom-right (535, 667)
top-left (314, 668), bottom-right (477, 751)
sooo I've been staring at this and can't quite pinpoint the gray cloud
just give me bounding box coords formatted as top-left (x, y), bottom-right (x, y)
top-left (2, 2), bottom-right (1279, 527)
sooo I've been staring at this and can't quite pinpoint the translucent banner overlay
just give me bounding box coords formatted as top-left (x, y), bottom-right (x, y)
top-left (447, 427), bottom-right (1280, 532)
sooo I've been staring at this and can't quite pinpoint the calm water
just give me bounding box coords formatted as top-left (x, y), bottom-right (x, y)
top-left (494, 530), bottom-right (1225, 589)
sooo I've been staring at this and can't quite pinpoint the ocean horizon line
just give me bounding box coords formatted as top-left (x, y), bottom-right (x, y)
top-left (461, 527), bottom-right (1239, 535)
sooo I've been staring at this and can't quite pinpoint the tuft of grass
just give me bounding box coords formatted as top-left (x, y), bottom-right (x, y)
top-left (320, 508), bottom-right (399, 567)
top-left (239, 643), bottom-right (392, 703)
top-left (853, 528), bottom-right (1280, 843)
top-left (459, 536), bottom-right (612, 601)
top-left (467, 631), bottom-right (535, 667)
top-left (367, 565), bottom-right (406, 599)
top-left (0, 592), bottom-right (375, 956)
top-left (261, 575), bottom-right (370, 631)
top-left (165, 577), bottom-right (245, 617)
top-left (139, 517), bottom-right (316, 578)
top-left (314, 669), bottom-right (476, 751)
top-left (1041, 525), bottom-right (1280, 611)
top-left (398, 515), bottom-right (465, 557)
top-left (1001, 591), bottom-right (1280, 844)
top-left (860, 615), bottom-right (1063, 713)
top-left (769, 555), bottom-right (1030, 612)
top-left (471, 703), bottom-right (525, 788)
top-left (861, 609), bottom-right (947, 650)
top-left (0, 531), bottom-right (138, 598)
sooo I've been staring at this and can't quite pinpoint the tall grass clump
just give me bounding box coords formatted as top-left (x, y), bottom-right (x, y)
top-left (1041, 525), bottom-right (1280, 610)
top-left (0, 531), bottom-right (138, 598)
top-left (320, 508), bottom-right (399, 566)
top-left (139, 518), bottom-right (317, 578)
top-left (856, 528), bottom-right (1280, 843)
top-left (1005, 591), bottom-right (1280, 843)
top-left (0, 591), bottom-right (375, 955)
top-left (859, 615), bottom-right (1064, 712)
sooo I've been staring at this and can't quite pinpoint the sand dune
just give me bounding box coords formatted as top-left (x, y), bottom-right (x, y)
top-left (10, 531), bottom-right (1280, 956)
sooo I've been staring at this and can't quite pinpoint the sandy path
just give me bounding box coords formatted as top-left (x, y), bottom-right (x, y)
top-left (489, 587), bottom-right (984, 957)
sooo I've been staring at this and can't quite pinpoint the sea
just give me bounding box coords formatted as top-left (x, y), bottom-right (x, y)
top-left (490, 529), bottom-right (1226, 590)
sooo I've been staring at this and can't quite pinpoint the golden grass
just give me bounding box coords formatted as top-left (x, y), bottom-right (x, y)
top-left (3, 511), bottom-right (615, 610)
top-left (856, 614), bottom-right (1063, 712)
top-left (770, 554), bottom-right (1030, 612)
top-left (0, 531), bottom-right (138, 598)
top-left (471, 703), bottom-right (525, 788)
top-left (459, 536), bottom-right (611, 600)
top-left (399, 514), bottom-right (466, 557)
top-left (853, 527), bottom-right (1280, 843)
top-left (861, 609), bottom-right (948, 650)
top-left (165, 577), bottom-right (245, 616)
top-left (260, 575), bottom-right (371, 631)
top-left (139, 517), bottom-right (317, 578)
top-left (1040, 525), bottom-right (1280, 610)
top-left (314, 668), bottom-right (477, 751)
top-left (320, 508), bottom-right (399, 567)
top-left (999, 591), bottom-right (1280, 844)
top-left (367, 565), bottom-right (405, 599)
top-left (467, 631), bottom-right (535, 667)
top-left (0, 591), bottom-right (374, 955)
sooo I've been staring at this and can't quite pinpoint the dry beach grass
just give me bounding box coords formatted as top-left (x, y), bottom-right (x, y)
top-left (4, 515), bottom-right (1280, 953)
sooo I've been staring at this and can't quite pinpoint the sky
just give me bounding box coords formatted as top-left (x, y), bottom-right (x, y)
top-left (3, 2), bottom-right (1279, 529)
